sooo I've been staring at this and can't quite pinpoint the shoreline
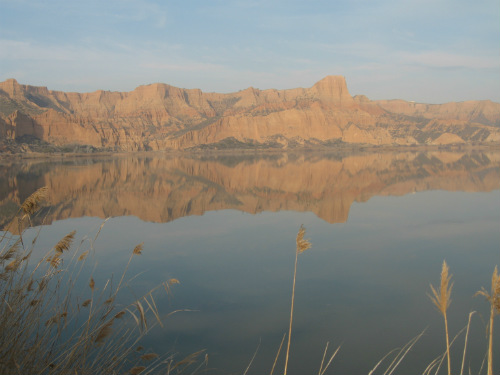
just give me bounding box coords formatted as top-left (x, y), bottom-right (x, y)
top-left (1, 142), bottom-right (500, 161)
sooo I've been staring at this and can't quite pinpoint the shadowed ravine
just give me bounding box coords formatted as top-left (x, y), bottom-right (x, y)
top-left (1, 150), bottom-right (499, 230)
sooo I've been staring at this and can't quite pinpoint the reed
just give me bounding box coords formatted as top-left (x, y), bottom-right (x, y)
top-left (3, 187), bottom-right (498, 375)
top-left (429, 260), bottom-right (453, 375)
top-left (283, 225), bottom-right (311, 375)
top-left (0, 188), bottom-right (190, 375)
top-left (475, 266), bottom-right (500, 375)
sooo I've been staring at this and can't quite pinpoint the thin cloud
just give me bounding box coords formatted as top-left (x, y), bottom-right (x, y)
top-left (399, 51), bottom-right (499, 70)
top-left (141, 62), bottom-right (227, 73)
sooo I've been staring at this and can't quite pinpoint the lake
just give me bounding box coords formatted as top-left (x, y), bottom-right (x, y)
top-left (1, 150), bottom-right (499, 374)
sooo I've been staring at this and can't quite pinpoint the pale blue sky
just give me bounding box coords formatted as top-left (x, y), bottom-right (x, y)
top-left (0, 0), bottom-right (499, 103)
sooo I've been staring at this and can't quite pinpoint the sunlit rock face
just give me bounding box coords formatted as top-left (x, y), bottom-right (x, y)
top-left (1, 77), bottom-right (499, 151)
top-left (1, 151), bottom-right (499, 233)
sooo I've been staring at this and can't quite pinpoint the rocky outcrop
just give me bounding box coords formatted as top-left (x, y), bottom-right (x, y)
top-left (1, 76), bottom-right (499, 151)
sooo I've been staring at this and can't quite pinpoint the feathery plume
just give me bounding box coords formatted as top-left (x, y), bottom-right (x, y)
top-left (95, 320), bottom-right (114, 344)
top-left (140, 353), bottom-right (158, 361)
top-left (21, 186), bottom-right (48, 215)
top-left (296, 225), bottom-right (312, 254)
top-left (429, 261), bottom-right (453, 375)
top-left (133, 243), bottom-right (144, 255)
top-left (54, 230), bottom-right (76, 254)
top-left (129, 366), bottom-right (146, 374)
top-left (475, 266), bottom-right (500, 375)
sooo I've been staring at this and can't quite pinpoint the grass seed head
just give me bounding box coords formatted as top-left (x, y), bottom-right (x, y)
top-left (0, 240), bottom-right (20, 263)
top-left (5, 259), bottom-right (20, 272)
top-left (54, 230), bottom-right (76, 254)
top-left (140, 353), bottom-right (159, 361)
top-left (429, 260), bottom-right (453, 315)
top-left (296, 225), bottom-right (312, 254)
top-left (95, 320), bottom-right (114, 344)
top-left (47, 255), bottom-right (61, 268)
top-left (21, 186), bottom-right (48, 215)
top-left (133, 243), bottom-right (144, 255)
top-left (78, 251), bottom-right (88, 261)
top-left (129, 366), bottom-right (146, 374)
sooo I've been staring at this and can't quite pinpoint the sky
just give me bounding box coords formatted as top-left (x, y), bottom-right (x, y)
top-left (0, 0), bottom-right (499, 104)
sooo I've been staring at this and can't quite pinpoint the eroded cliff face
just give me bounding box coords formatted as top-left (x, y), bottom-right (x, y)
top-left (1, 151), bottom-right (499, 232)
top-left (0, 76), bottom-right (499, 151)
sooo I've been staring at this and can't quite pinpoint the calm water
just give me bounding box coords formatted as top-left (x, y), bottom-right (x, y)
top-left (1, 150), bottom-right (499, 374)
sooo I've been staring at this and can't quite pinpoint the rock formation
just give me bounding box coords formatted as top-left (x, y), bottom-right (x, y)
top-left (1, 76), bottom-right (499, 151)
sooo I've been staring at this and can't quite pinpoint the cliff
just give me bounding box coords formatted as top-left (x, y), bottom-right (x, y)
top-left (1, 76), bottom-right (499, 151)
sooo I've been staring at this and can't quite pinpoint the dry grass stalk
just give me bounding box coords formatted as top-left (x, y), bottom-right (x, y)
top-left (5, 259), bottom-right (20, 272)
top-left (284, 225), bottom-right (311, 375)
top-left (170, 350), bottom-right (206, 371)
top-left (460, 311), bottom-right (475, 375)
top-left (270, 333), bottom-right (286, 375)
top-left (318, 342), bottom-right (341, 375)
top-left (47, 255), bottom-right (62, 268)
top-left (129, 365), bottom-right (146, 374)
top-left (53, 230), bottom-right (76, 254)
top-left (135, 301), bottom-right (147, 330)
top-left (0, 240), bottom-right (20, 263)
top-left (78, 251), bottom-right (88, 261)
top-left (168, 278), bottom-right (180, 285)
top-left (0, 188), bottom-right (187, 375)
top-left (133, 243), bottom-right (144, 255)
top-left (95, 320), bottom-right (114, 344)
top-left (20, 186), bottom-right (48, 215)
top-left (243, 340), bottom-right (261, 375)
top-left (144, 294), bottom-right (163, 328)
top-left (429, 260), bottom-right (453, 375)
top-left (296, 225), bottom-right (312, 254)
top-left (475, 266), bottom-right (500, 375)
top-left (140, 353), bottom-right (159, 361)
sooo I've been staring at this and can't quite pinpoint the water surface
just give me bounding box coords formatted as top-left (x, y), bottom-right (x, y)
top-left (1, 150), bottom-right (499, 374)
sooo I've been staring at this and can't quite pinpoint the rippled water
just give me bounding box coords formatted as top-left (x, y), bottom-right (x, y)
top-left (1, 150), bottom-right (499, 374)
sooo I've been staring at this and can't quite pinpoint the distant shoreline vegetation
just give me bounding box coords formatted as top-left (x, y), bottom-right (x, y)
top-left (1, 137), bottom-right (499, 160)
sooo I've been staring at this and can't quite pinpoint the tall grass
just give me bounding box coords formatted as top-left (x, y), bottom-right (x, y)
top-left (283, 224), bottom-right (312, 375)
top-left (476, 266), bottom-right (500, 375)
top-left (0, 187), bottom-right (197, 375)
top-left (425, 261), bottom-right (500, 375)
top-left (2, 189), bottom-right (498, 375)
top-left (429, 260), bottom-right (453, 375)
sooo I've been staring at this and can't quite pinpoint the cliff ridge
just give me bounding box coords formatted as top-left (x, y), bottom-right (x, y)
top-left (1, 76), bottom-right (499, 152)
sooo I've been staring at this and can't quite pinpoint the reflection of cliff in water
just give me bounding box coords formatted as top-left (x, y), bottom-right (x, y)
top-left (1, 151), bottom-right (500, 229)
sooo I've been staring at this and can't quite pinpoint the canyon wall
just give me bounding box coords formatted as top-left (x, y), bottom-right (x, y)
top-left (1, 76), bottom-right (499, 152)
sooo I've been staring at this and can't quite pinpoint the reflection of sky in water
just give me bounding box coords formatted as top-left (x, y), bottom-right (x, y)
top-left (17, 189), bottom-right (500, 374)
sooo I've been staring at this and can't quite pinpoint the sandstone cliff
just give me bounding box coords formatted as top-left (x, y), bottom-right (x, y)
top-left (1, 76), bottom-right (499, 151)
